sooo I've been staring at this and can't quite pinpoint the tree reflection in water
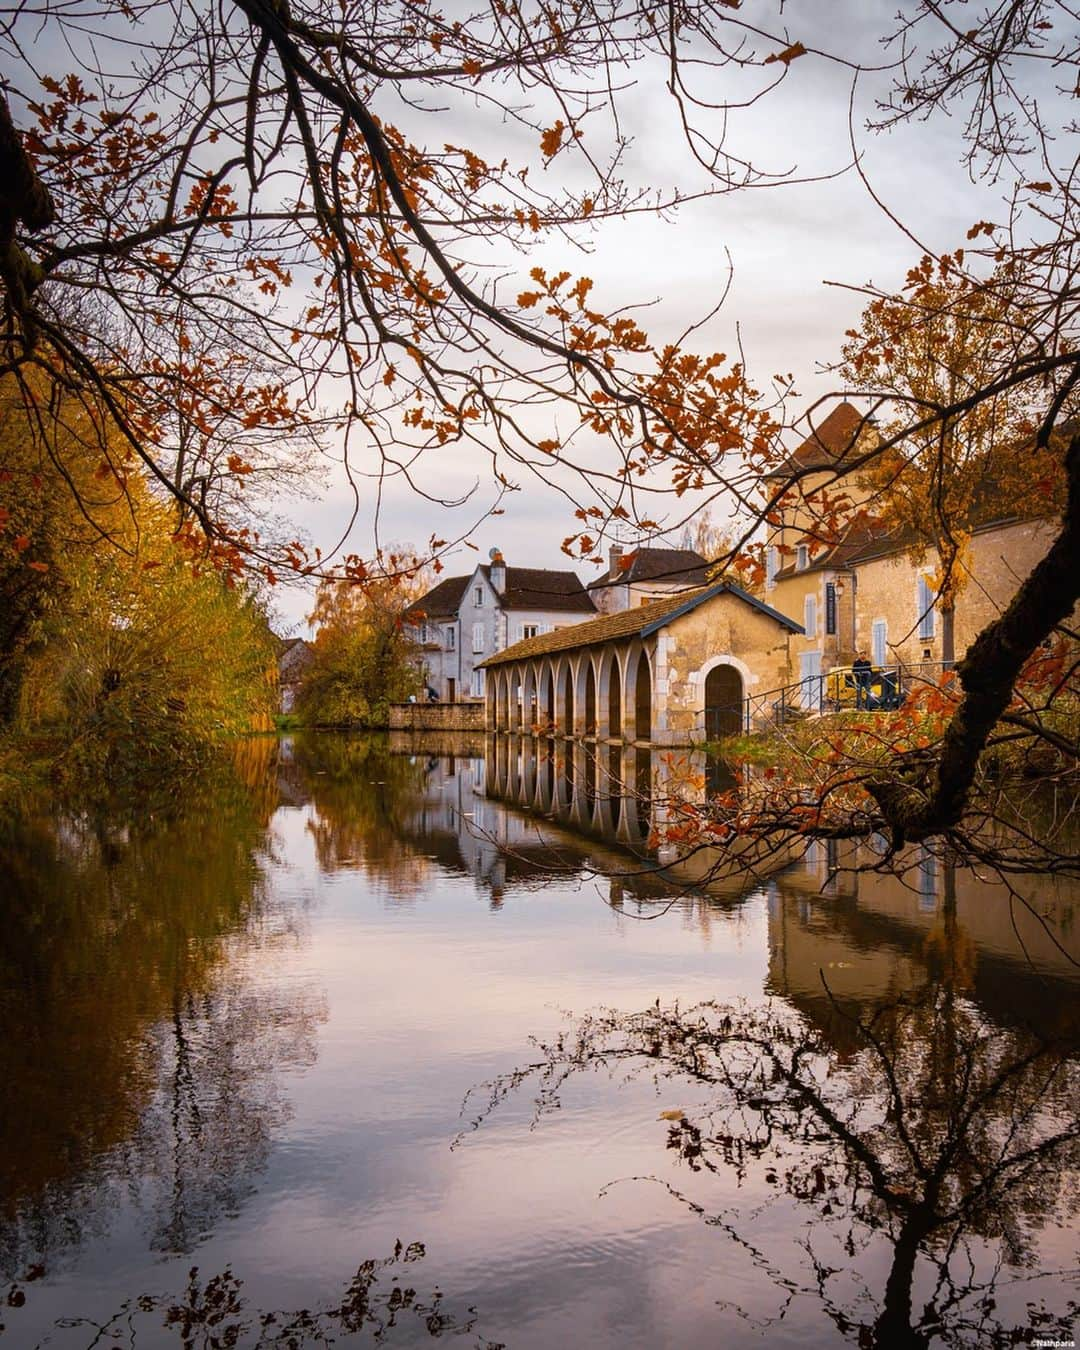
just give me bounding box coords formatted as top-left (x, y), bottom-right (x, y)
top-left (0, 743), bottom-right (326, 1275)
top-left (3, 1241), bottom-right (503, 1348)
top-left (470, 984), bottom-right (1079, 1347)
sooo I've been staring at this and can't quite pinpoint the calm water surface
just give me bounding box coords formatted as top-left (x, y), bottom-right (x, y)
top-left (1, 733), bottom-right (1077, 1348)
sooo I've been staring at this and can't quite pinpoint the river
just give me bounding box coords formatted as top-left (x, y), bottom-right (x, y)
top-left (0, 732), bottom-right (1077, 1348)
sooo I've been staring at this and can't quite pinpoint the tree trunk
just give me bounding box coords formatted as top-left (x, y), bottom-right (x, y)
top-left (941, 604), bottom-right (955, 666)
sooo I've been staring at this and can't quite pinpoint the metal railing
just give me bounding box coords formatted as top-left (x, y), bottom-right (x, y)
top-left (704, 661), bottom-right (956, 736)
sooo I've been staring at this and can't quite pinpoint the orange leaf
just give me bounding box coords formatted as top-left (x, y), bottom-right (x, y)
top-left (540, 121), bottom-right (565, 157)
top-left (765, 41), bottom-right (807, 66)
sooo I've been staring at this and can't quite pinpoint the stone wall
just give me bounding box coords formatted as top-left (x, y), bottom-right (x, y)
top-left (850, 518), bottom-right (1059, 667)
top-left (389, 701), bottom-right (486, 732)
top-left (659, 596), bottom-right (797, 739)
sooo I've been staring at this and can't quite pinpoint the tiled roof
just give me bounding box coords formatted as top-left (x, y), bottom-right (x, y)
top-left (587, 546), bottom-right (710, 590)
top-left (480, 564), bottom-right (596, 612)
top-left (404, 574), bottom-right (470, 621)
top-left (479, 581), bottom-right (802, 667)
top-left (772, 508), bottom-right (1044, 581)
top-left (764, 402), bottom-right (871, 480)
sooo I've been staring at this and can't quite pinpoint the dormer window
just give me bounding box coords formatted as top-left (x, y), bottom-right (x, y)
top-left (796, 544), bottom-right (809, 572)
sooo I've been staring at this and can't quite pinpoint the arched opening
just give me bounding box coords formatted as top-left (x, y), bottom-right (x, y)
top-left (544, 664), bottom-right (555, 728)
top-left (633, 650), bottom-right (651, 742)
top-left (499, 670), bottom-right (511, 729)
top-left (584, 662), bottom-right (597, 736)
top-left (704, 663), bottom-right (744, 739)
top-left (486, 675), bottom-right (497, 728)
top-left (509, 670), bottom-right (522, 729)
top-left (560, 663), bottom-right (574, 735)
top-left (523, 667), bottom-right (537, 731)
top-left (607, 655), bottom-right (622, 738)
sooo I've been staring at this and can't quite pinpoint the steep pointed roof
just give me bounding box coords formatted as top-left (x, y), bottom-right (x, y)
top-left (764, 402), bottom-right (871, 480)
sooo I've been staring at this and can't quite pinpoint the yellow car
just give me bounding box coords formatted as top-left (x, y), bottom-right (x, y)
top-left (824, 664), bottom-right (903, 711)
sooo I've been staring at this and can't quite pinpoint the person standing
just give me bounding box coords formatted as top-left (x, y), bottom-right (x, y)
top-left (852, 652), bottom-right (872, 710)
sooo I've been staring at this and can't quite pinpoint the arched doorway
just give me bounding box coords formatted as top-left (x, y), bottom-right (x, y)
top-left (704, 663), bottom-right (744, 739)
top-left (633, 650), bottom-right (651, 742)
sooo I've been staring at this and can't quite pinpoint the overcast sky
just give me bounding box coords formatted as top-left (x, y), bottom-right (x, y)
top-left (256, 2), bottom-right (1021, 631)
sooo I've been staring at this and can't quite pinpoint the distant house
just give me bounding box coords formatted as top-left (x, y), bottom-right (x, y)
top-left (587, 544), bottom-right (710, 614)
top-left (403, 549), bottom-right (595, 701)
top-left (277, 636), bottom-right (314, 714)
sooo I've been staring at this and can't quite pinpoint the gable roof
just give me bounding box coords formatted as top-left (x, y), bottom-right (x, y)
top-left (479, 581), bottom-right (802, 668)
top-left (587, 546), bottom-right (710, 590)
top-left (479, 564), bottom-right (596, 612)
top-left (404, 574), bottom-right (471, 621)
top-left (764, 402), bottom-right (870, 480)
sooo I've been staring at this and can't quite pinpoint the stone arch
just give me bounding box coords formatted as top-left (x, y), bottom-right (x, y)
top-left (583, 658), bottom-right (598, 736)
top-left (499, 668), bottom-right (512, 730)
top-left (486, 671), bottom-right (498, 729)
top-left (541, 660), bottom-right (556, 730)
top-left (631, 647), bottom-right (652, 742)
top-left (557, 658), bottom-right (575, 735)
top-left (704, 663), bottom-right (744, 738)
top-left (598, 648), bottom-right (623, 739)
top-left (508, 666), bottom-right (523, 730)
top-left (522, 664), bottom-right (538, 732)
top-left (692, 653), bottom-right (754, 740)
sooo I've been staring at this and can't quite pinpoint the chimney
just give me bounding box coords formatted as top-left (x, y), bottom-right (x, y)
top-left (608, 543), bottom-right (623, 578)
top-left (489, 548), bottom-right (506, 595)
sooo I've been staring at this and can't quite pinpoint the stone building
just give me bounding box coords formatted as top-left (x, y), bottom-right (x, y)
top-left (479, 580), bottom-right (802, 744)
top-left (404, 549), bottom-right (595, 702)
top-left (762, 401), bottom-right (1063, 691)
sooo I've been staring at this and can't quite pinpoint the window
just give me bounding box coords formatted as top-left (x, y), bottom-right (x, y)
top-left (470, 668), bottom-right (484, 697)
top-left (419, 622), bottom-right (429, 644)
top-left (474, 586), bottom-right (483, 606)
top-left (917, 576), bottom-right (936, 640)
top-left (472, 621), bottom-right (484, 653)
top-left (803, 592), bottom-right (817, 639)
top-left (765, 545), bottom-right (779, 590)
top-left (825, 582), bottom-right (837, 636)
top-left (795, 544), bottom-right (809, 572)
top-left (446, 626), bottom-right (456, 650)
top-left (522, 624), bottom-right (540, 640)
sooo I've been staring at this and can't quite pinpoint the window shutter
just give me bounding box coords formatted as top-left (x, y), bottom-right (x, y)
top-left (766, 546), bottom-right (778, 590)
top-left (472, 621), bottom-right (484, 653)
top-left (917, 577), bottom-right (936, 640)
top-left (804, 593), bottom-right (817, 639)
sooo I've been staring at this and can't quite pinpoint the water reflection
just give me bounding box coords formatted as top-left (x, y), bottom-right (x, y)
top-left (477, 981), bottom-right (1080, 1347)
top-left (0, 734), bottom-right (1076, 1348)
top-left (0, 751), bottom-right (325, 1275)
top-left (5, 1240), bottom-right (503, 1349)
